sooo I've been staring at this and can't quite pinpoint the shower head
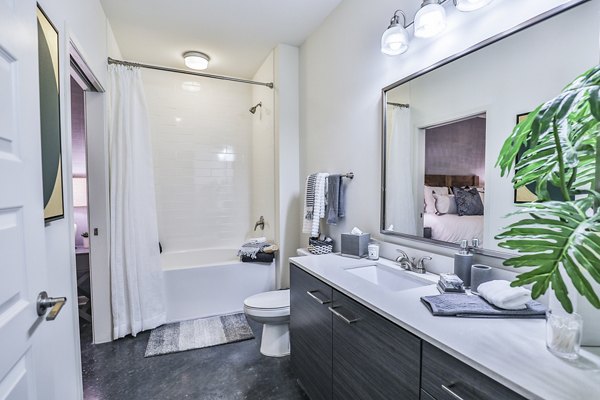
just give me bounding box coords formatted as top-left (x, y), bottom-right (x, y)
top-left (249, 102), bottom-right (262, 114)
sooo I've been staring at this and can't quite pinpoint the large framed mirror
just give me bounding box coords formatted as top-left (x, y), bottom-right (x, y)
top-left (381, 0), bottom-right (597, 256)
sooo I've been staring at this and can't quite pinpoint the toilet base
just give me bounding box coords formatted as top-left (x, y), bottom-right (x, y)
top-left (260, 323), bottom-right (290, 357)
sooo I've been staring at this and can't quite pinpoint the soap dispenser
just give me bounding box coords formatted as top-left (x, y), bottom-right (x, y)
top-left (454, 239), bottom-right (474, 287)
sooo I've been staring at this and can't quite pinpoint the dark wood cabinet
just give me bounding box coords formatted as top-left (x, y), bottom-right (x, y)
top-left (290, 265), bottom-right (333, 400)
top-left (331, 289), bottom-right (421, 400)
top-left (290, 264), bottom-right (524, 400)
top-left (421, 342), bottom-right (526, 400)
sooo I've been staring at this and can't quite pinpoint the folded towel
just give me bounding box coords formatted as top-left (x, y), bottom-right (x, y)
top-left (477, 280), bottom-right (532, 310)
top-left (237, 241), bottom-right (269, 259)
top-left (241, 252), bottom-right (275, 263)
top-left (247, 237), bottom-right (266, 244)
top-left (326, 175), bottom-right (342, 225)
top-left (421, 293), bottom-right (545, 318)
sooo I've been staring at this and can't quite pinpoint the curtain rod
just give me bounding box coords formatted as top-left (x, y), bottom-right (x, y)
top-left (107, 57), bottom-right (274, 89)
top-left (387, 102), bottom-right (409, 108)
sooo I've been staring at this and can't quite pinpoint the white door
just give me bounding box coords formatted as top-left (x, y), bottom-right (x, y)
top-left (0, 0), bottom-right (71, 398)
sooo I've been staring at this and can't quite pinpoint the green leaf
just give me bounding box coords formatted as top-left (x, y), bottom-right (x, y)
top-left (496, 65), bottom-right (600, 200)
top-left (496, 198), bottom-right (600, 310)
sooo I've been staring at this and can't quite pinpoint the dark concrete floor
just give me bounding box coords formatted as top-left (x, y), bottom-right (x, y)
top-left (80, 320), bottom-right (309, 400)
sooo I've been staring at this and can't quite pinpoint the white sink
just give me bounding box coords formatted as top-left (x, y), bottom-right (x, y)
top-left (345, 264), bottom-right (432, 292)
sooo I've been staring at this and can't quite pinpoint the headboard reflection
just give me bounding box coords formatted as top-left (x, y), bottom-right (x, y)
top-left (425, 175), bottom-right (480, 188)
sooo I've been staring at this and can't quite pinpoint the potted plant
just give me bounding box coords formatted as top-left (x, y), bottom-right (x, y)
top-left (495, 65), bottom-right (600, 346)
top-left (81, 232), bottom-right (90, 249)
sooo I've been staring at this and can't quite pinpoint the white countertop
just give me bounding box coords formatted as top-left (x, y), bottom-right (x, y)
top-left (290, 254), bottom-right (600, 400)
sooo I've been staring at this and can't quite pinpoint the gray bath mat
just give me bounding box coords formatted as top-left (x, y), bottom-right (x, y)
top-left (145, 313), bottom-right (254, 357)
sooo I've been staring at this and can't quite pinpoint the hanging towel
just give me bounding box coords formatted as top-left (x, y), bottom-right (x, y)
top-left (311, 173), bottom-right (329, 237)
top-left (326, 175), bottom-right (344, 225)
top-left (302, 174), bottom-right (317, 234)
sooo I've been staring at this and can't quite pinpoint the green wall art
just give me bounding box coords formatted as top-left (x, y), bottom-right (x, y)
top-left (37, 7), bottom-right (64, 222)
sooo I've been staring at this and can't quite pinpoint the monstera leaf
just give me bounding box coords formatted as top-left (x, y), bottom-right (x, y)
top-left (497, 66), bottom-right (600, 201)
top-left (496, 197), bottom-right (600, 313)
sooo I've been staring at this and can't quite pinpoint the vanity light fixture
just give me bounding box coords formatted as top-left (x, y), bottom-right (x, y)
top-left (453, 0), bottom-right (493, 12)
top-left (381, 10), bottom-right (410, 56)
top-left (414, 0), bottom-right (447, 38)
top-left (183, 51), bottom-right (210, 70)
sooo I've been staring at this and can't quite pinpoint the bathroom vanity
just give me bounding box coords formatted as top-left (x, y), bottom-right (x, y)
top-left (289, 255), bottom-right (600, 400)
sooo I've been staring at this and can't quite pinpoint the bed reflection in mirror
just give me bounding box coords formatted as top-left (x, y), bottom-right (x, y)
top-left (385, 111), bottom-right (486, 246)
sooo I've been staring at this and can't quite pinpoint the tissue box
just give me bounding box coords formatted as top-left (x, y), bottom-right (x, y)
top-left (341, 233), bottom-right (370, 258)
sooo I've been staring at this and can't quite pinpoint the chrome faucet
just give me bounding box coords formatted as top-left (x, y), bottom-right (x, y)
top-left (254, 216), bottom-right (265, 231)
top-left (395, 250), bottom-right (415, 271)
top-left (395, 250), bottom-right (431, 274)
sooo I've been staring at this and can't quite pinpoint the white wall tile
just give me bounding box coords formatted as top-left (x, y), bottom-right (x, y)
top-left (143, 69), bottom-right (253, 252)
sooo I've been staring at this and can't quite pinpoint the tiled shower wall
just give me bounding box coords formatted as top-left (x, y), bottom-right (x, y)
top-left (143, 69), bottom-right (253, 252)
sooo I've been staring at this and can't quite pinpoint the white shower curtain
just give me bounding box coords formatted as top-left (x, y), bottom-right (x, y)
top-left (109, 65), bottom-right (166, 338)
top-left (386, 106), bottom-right (418, 235)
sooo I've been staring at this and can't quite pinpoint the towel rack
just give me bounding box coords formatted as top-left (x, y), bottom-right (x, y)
top-left (343, 172), bottom-right (354, 179)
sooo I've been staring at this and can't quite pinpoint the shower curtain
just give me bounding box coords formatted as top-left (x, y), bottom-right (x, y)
top-left (386, 106), bottom-right (418, 235)
top-left (109, 65), bottom-right (166, 338)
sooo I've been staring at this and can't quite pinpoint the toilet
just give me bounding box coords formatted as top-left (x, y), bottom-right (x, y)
top-left (244, 289), bottom-right (290, 357)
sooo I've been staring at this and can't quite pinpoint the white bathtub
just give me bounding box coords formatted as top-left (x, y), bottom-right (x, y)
top-left (161, 248), bottom-right (276, 323)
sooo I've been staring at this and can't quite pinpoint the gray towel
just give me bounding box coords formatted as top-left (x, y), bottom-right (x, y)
top-left (421, 293), bottom-right (546, 318)
top-left (326, 175), bottom-right (341, 224)
top-left (326, 175), bottom-right (346, 225)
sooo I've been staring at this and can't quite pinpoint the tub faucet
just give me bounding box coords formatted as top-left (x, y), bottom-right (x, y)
top-left (254, 216), bottom-right (265, 231)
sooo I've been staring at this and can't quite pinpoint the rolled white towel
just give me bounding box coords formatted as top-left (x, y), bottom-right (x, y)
top-left (477, 280), bottom-right (531, 310)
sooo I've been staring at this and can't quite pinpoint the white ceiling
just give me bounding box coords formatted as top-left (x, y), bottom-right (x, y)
top-left (100, 0), bottom-right (342, 79)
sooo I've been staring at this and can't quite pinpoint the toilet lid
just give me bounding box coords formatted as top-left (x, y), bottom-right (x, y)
top-left (244, 289), bottom-right (290, 309)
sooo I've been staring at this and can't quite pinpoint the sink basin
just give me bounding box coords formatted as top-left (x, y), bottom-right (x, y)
top-left (345, 264), bottom-right (432, 292)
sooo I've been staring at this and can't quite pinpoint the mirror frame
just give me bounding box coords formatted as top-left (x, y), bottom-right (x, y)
top-left (380, 0), bottom-right (589, 259)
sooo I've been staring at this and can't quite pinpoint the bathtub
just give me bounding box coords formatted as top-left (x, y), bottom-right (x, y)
top-left (161, 248), bottom-right (276, 323)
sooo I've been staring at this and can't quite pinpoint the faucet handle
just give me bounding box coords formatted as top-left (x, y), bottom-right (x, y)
top-left (416, 256), bottom-right (432, 273)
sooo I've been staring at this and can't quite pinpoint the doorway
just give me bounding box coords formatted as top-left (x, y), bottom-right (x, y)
top-left (70, 74), bottom-right (92, 328)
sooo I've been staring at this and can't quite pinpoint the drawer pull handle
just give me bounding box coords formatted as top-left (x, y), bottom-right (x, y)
top-left (306, 290), bottom-right (330, 304)
top-left (441, 384), bottom-right (466, 400)
top-left (328, 306), bottom-right (359, 324)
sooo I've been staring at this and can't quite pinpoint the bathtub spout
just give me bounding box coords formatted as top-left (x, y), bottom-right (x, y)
top-left (254, 216), bottom-right (265, 231)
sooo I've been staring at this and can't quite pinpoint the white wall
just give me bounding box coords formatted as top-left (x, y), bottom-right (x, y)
top-left (299, 0), bottom-right (595, 268)
top-left (144, 70), bottom-right (253, 252)
top-left (35, 0), bottom-right (120, 397)
top-left (251, 53), bottom-right (276, 241)
top-left (274, 44), bottom-right (301, 288)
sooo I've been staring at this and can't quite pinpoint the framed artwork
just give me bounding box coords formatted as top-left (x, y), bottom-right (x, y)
top-left (37, 7), bottom-right (64, 222)
top-left (513, 113), bottom-right (537, 203)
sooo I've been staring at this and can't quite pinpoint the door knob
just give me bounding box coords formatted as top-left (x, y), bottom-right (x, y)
top-left (36, 291), bottom-right (67, 321)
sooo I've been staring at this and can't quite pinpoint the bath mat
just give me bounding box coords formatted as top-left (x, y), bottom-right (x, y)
top-left (145, 313), bottom-right (254, 357)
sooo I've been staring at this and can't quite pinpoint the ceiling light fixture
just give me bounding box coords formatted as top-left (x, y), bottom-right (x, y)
top-left (414, 0), bottom-right (447, 38)
top-left (381, 10), bottom-right (410, 56)
top-left (453, 0), bottom-right (493, 12)
top-left (183, 51), bottom-right (210, 70)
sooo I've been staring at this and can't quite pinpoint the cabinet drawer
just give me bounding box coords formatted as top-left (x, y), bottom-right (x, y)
top-left (421, 342), bottom-right (525, 400)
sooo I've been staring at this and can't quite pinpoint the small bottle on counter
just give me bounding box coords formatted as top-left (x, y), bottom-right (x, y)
top-left (454, 239), bottom-right (473, 288)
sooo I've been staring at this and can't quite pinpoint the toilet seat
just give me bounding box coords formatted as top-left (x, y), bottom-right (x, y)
top-left (244, 289), bottom-right (289, 310)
